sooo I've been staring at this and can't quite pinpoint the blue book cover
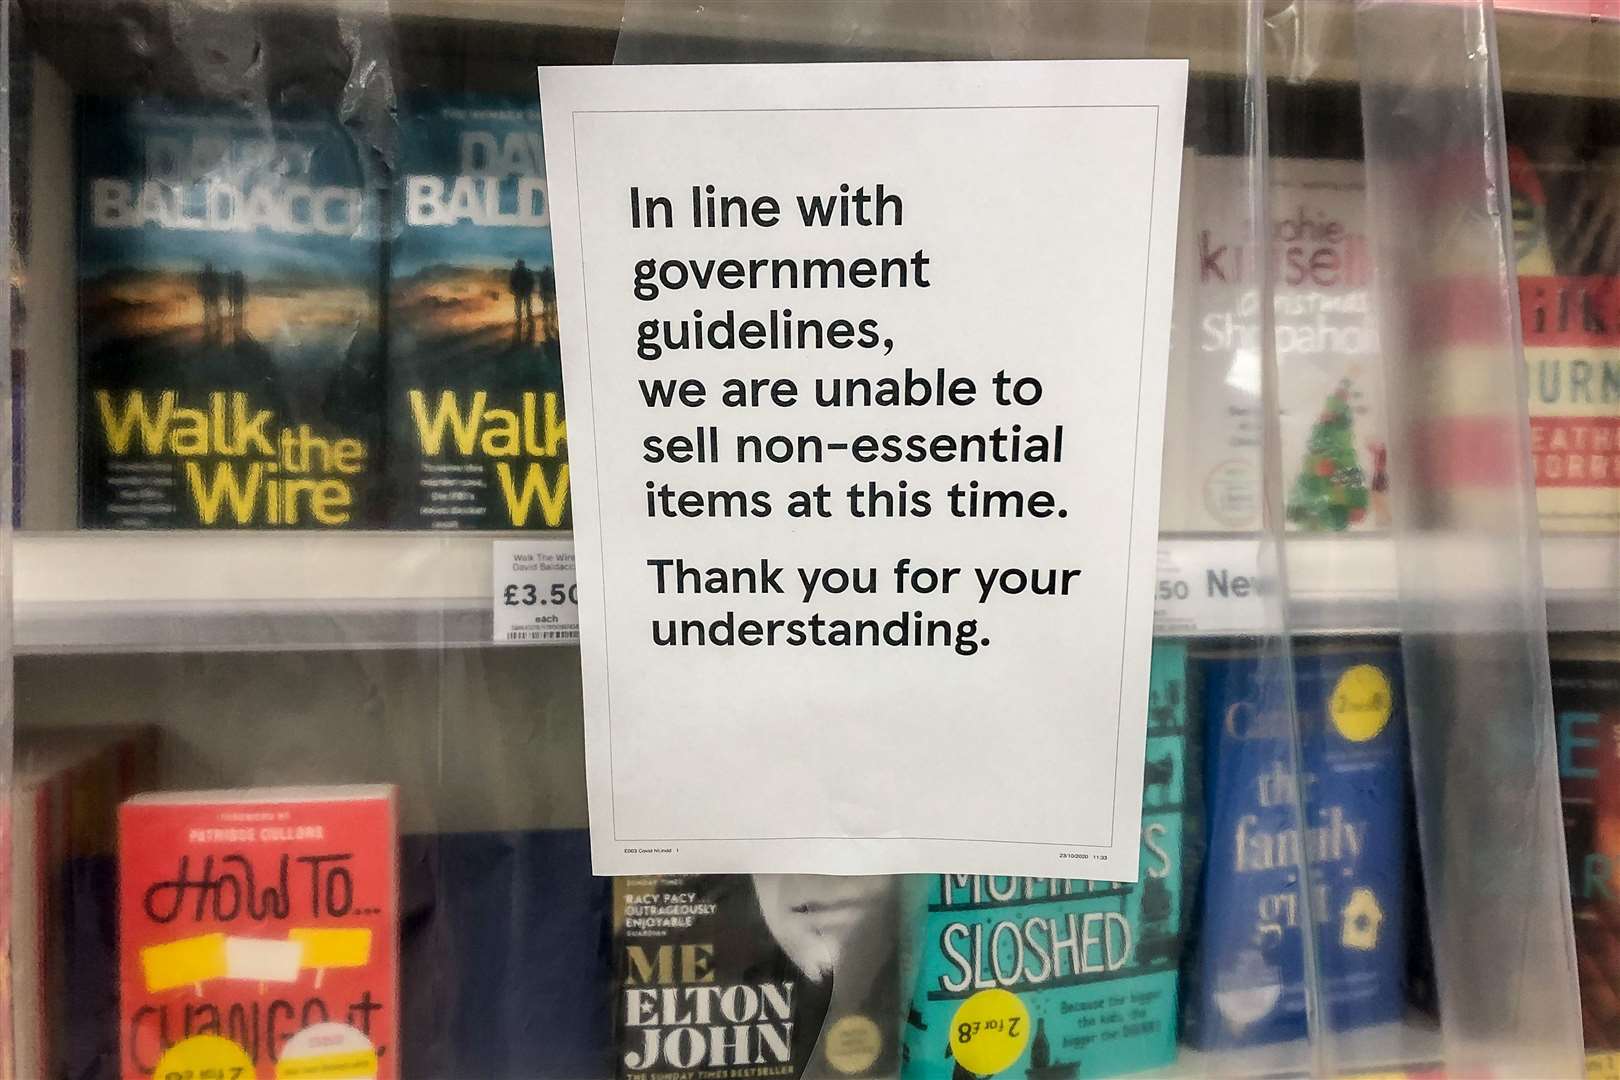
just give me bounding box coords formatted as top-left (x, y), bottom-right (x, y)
top-left (388, 92), bottom-right (568, 530)
top-left (76, 98), bottom-right (383, 528)
top-left (1188, 644), bottom-right (1408, 1049)
top-left (901, 642), bottom-right (1190, 1080)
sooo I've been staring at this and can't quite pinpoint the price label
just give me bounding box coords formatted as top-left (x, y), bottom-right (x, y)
top-left (492, 539), bottom-right (580, 644)
top-left (949, 988), bottom-right (1030, 1076)
top-left (153, 1035), bottom-right (255, 1080)
top-left (1153, 539), bottom-right (1268, 635)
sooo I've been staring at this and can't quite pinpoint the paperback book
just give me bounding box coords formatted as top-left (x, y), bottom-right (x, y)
top-left (1163, 155), bottom-right (1388, 533)
top-left (118, 785), bottom-right (398, 1080)
top-left (388, 92), bottom-right (568, 530)
top-left (613, 874), bottom-right (898, 1079)
top-left (11, 726), bottom-right (157, 1080)
top-left (1510, 148), bottom-right (1620, 532)
top-left (1187, 644), bottom-right (1408, 1049)
top-left (1549, 643), bottom-right (1620, 1063)
top-left (901, 641), bottom-right (1192, 1079)
top-left (77, 98), bottom-right (383, 528)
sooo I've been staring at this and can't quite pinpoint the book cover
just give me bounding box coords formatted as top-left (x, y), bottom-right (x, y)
top-left (399, 829), bottom-right (613, 1079)
top-left (118, 786), bottom-right (398, 1080)
top-left (1163, 156), bottom-right (1387, 533)
top-left (77, 98), bottom-right (383, 528)
top-left (1549, 648), bottom-right (1620, 1059)
top-left (1510, 148), bottom-right (1620, 532)
top-left (388, 92), bottom-right (569, 530)
top-left (1187, 644), bottom-right (1408, 1049)
top-left (900, 641), bottom-right (1191, 1080)
top-left (613, 875), bottom-right (898, 1080)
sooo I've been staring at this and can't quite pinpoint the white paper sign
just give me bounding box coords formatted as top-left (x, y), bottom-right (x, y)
top-left (492, 539), bottom-right (580, 643)
top-left (1153, 539), bottom-right (1270, 635)
top-left (541, 60), bottom-right (1187, 877)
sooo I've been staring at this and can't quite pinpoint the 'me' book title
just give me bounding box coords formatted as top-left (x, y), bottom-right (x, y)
top-left (77, 99), bottom-right (383, 528)
top-left (388, 93), bottom-right (568, 530)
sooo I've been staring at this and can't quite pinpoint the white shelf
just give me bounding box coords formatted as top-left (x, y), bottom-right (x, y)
top-left (10, 530), bottom-right (1617, 654)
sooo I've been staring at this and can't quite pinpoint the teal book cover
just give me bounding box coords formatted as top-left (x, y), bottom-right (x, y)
top-left (900, 642), bottom-right (1190, 1079)
top-left (387, 92), bottom-right (569, 530)
top-left (77, 97), bottom-right (384, 528)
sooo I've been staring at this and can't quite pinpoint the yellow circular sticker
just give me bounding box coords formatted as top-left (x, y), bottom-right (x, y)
top-left (153, 1035), bottom-right (257, 1080)
top-left (824, 1014), bottom-right (883, 1075)
top-left (950, 988), bottom-right (1030, 1077)
top-left (1330, 664), bottom-right (1393, 743)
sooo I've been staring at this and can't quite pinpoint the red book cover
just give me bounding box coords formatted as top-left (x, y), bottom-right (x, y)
top-left (118, 786), bottom-right (398, 1080)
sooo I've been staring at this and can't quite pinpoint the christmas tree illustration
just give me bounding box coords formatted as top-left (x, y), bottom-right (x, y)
top-left (1286, 380), bottom-right (1370, 531)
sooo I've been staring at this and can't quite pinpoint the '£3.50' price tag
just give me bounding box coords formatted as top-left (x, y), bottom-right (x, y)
top-left (493, 539), bottom-right (581, 644)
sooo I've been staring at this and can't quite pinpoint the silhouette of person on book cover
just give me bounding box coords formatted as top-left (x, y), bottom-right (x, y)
top-left (510, 258), bottom-right (536, 342)
top-left (198, 262), bottom-right (223, 344)
top-left (227, 269), bottom-right (247, 344)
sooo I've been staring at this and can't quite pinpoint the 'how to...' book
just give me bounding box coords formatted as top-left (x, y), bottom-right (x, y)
top-left (77, 98), bottom-right (384, 529)
top-left (388, 92), bottom-right (569, 530)
top-left (119, 786), bottom-right (398, 1080)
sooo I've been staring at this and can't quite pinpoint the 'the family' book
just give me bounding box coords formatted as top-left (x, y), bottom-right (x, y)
top-left (1187, 643), bottom-right (1408, 1049)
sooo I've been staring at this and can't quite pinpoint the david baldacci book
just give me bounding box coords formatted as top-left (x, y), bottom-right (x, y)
top-left (614, 875), bottom-right (899, 1080)
top-left (388, 92), bottom-right (569, 530)
top-left (900, 641), bottom-right (1191, 1079)
top-left (1549, 640), bottom-right (1620, 1064)
top-left (77, 98), bottom-right (384, 529)
top-left (1509, 147), bottom-right (1620, 532)
top-left (1162, 155), bottom-right (1388, 534)
top-left (1186, 643), bottom-right (1408, 1049)
top-left (119, 785), bottom-right (398, 1080)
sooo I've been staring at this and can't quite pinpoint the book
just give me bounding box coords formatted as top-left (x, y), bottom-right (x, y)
top-left (1186, 643), bottom-right (1409, 1049)
top-left (118, 785), bottom-right (398, 1080)
top-left (399, 829), bottom-right (614, 1079)
top-left (1549, 643), bottom-right (1620, 1062)
top-left (1509, 148), bottom-right (1620, 532)
top-left (613, 874), bottom-right (899, 1079)
top-left (76, 98), bottom-right (384, 529)
top-left (900, 641), bottom-right (1191, 1080)
top-left (388, 92), bottom-right (569, 530)
top-left (1163, 156), bottom-right (1388, 533)
top-left (10, 726), bottom-right (157, 1080)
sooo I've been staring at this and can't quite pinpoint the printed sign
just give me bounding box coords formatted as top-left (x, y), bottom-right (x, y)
top-left (493, 538), bottom-right (580, 643)
top-left (541, 61), bottom-right (1188, 876)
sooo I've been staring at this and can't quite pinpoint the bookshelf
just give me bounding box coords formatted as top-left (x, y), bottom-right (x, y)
top-left (13, 530), bottom-right (1614, 652)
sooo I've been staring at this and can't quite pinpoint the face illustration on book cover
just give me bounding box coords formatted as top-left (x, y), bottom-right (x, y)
top-left (389, 92), bottom-right (569, 530)
top-left (615, 874), bottom-right (898, 1080)
top-left (77, 98), bottom-right (383, 529)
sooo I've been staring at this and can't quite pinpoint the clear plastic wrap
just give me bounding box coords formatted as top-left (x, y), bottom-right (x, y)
top-left (0, 1), bottom-right (1590, 1078)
